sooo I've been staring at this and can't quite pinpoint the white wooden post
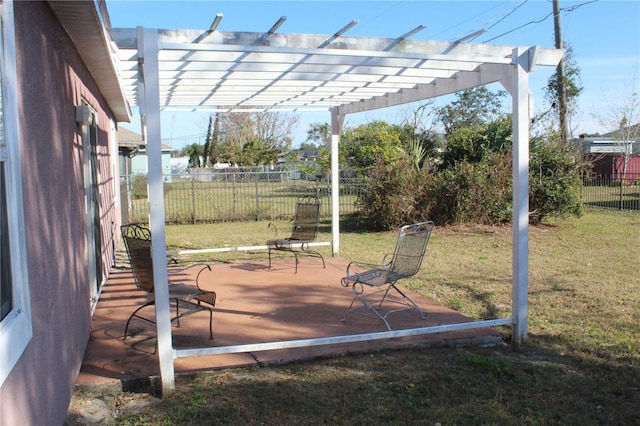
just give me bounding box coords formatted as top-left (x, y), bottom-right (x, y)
top-left (330, 108), bottom-right (344, 256)
top-left (138, 27), bottom-right (175, 394)
top-left (508, 48), bottom-right (531, 349)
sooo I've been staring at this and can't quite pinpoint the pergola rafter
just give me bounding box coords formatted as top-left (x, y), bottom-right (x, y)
top-left (109, 24), bottom-right (562, 395)
top-left (111, 28), bottom-right (559, 113)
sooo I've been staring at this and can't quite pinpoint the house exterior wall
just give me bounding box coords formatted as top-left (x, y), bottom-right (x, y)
top-left (588, 154), bottom-right (640, 180)
top-left (0, 2), bottom-right (121, 424)
top-left (131, 150), bottom-right (173, 181)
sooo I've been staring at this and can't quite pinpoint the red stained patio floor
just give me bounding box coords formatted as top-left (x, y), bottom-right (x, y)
top-left (76, 256), bottom-right (501, 390)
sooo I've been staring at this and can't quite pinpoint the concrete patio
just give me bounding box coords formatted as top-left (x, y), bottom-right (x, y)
top-left (76, 255), bottom-right (502, 391)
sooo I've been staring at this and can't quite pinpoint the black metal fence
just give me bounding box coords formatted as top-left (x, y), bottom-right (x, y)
top-left (121, 170), bottom-right (639, 224)
top-left (122, 170), bottom-right (367, 224)
top-left (581, 173), bottom-right (640, 211)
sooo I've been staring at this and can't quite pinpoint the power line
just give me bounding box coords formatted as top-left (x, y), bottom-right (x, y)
top-left (486, 0), bottom-right (529, 31)
top-left (356, 1), bottom-right (405, 32)
top-left (482, 0), bottom-right (599, 44)
top-left (462, 0), bottom-right (529, 43)
top-left (432, 1), bottom-right (510, 40)
top-left (483, 11), bottom-right (553, 43)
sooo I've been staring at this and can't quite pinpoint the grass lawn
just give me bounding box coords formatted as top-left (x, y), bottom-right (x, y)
top-left (70, 208), bottom-right (640, 424)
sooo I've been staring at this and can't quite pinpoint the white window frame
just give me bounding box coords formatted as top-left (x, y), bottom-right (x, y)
top-left (0, 0), bottom-right (33, 386)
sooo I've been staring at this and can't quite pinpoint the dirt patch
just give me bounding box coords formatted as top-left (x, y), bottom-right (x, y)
top-left (65, 390), bottom-right (161, 425)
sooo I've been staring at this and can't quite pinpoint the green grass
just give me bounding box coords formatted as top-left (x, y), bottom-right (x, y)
top-left (82, 208), bottom-right (640, 424)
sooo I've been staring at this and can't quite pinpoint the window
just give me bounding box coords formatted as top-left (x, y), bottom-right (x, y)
top-left (0, 165), bottom-right (12, 321)
top-left (0, 0), bottom-right (32, 386)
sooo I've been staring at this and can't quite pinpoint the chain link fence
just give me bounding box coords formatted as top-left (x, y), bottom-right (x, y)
top-left (122, 170), bottom-right (367, 224)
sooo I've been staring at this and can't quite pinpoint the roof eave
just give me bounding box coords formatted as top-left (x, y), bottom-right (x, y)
top-left (48, 0), bottom-right (132, 122)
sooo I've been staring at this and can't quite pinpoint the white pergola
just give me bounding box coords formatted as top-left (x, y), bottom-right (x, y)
top-left (109, 19), bottom-right (562, 394)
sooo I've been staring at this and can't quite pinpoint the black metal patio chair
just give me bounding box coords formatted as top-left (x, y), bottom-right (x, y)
top-left (340, 221), bottom-right (434, 330)
top-left (266, 196), bottom-right (326, 273)
top-left (121, 223), bottom-right (216, 340)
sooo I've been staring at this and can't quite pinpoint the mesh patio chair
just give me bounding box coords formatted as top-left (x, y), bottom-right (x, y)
top-left (266, 196), bottom-right (326, 273)
top-left (121, 223), bottom-right (216, 340)
top-left (340, 221), bottom-right (434, 330)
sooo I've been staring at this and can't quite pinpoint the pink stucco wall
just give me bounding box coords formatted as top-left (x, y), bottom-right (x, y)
top-left (0, 2), bottom-right (120, 424)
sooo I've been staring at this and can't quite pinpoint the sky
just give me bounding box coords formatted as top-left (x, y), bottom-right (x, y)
top-left (107, 0), bottom-right (640, 149)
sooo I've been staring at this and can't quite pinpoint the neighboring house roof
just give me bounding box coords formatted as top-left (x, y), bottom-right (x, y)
top-left (575, 136), bottom-right (640, 155)
top-left (47, 1), bottom-right (131, 122)
top-left (118, 127), bottom-right (143, 149)
top-left (118, 127), bottom-right (174, 151)
top-left (600, 123), bottom-right (640, 138)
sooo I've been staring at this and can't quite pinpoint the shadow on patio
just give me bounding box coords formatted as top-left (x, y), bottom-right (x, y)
top-left (76, 256), bottom-right (501, 391)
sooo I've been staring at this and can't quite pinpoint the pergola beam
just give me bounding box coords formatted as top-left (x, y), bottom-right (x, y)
top-left (336, 63), bottom-right (511, 115)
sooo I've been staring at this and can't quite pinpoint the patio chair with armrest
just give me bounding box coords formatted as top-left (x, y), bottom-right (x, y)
top-left (340, 221), bottom-right (434, 330)
top-left (266, 196), bottom-right (326, 273)
top-left (121, 223), bottom-right (216, 340)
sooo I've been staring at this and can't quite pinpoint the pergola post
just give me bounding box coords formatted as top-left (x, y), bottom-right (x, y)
top-left (110, 25), bottom-right (563, 381)
top-left (503, 48), bottom-right (533, 349)
top-left (138, 27), bottom-right (176, 393)
top-left (330, 108), bottom-right (344, 256)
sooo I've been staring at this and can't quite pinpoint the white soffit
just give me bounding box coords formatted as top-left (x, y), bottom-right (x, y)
top-left (109, 26), bottom-right (562, 115)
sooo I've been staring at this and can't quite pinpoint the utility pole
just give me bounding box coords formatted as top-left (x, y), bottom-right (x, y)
top-left (553, 0), bottom-right (570, 143)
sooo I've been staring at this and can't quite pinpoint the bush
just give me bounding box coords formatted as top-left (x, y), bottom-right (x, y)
top-left (425, 154), bottom-right (512, 225)
top-left (358, 154), bottom-right (513, 230)
top-left (358, 147), bottom-right (581, 229)
top-left (356, 158), bottom-right (423, 231)
top-left (529, 143), bottom-right (583, 224)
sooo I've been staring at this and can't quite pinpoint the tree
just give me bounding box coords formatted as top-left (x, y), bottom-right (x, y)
top-left (253, 111), bottom-right (298, 152)
top-left (340, 121), bottom-right (406, 174)
top-left (395, 102), bottom-right (443, 170)
top-left (543, 44), bottom-right (583, 142)
top-left (440, 116), bottom-right (512, 169)
top-left (216, 110), bottom-right (299, 166)
top-left (210, 114), bottom-right (222, 166)
top-left (436, 87), bottom-right (506, 134)
top-left (304, 123), bottom-right (333, 174)
top-left (183, 143), bottom-right (204, 168)
top-left (305, 122), bottom-right (331, 149)
top-left (202, 115), bottom-right (213, 167)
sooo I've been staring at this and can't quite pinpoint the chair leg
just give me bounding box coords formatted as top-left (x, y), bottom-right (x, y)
top-left (341, 284), bottom-right (393, 331)
top-left (190, 298), bottom-right (215, 340)
top-left (376, 286), bottom-right (393, 310)
top-left (207, 307), bottom-right (213, 340)
top-left (342, 283), bottom-right (426, 330)
top-left (390, 284), bottom-right (426, 320)
top-left (174, 298), bottom-right (181, 327)
top-left (354, 289), bottom-right (393, 330)
top-left (123, 301), bottom-right (156, 340)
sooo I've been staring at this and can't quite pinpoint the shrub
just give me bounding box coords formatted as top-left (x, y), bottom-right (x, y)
top-left (425, 154), bottom-right (512, 225)
top-left (357, 144), bottom-right (582, 229)
top-left (529, 142), bottom-right (583, 224)
top-left (359, 154), bottom-right (513, 229)
top-left (356, 158), bottom-right (423, 231)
